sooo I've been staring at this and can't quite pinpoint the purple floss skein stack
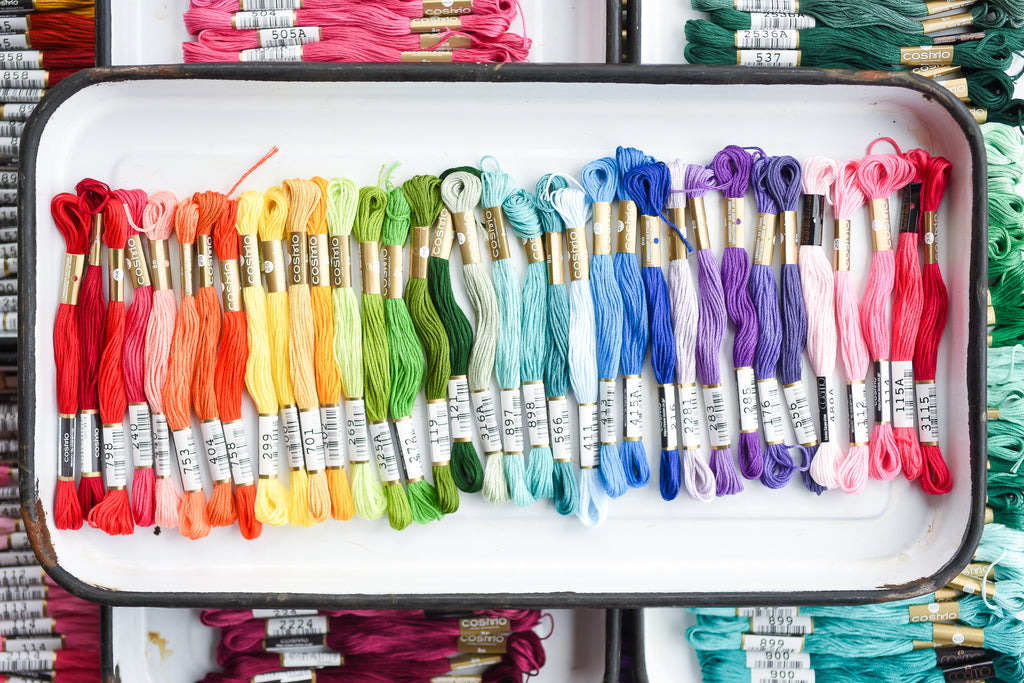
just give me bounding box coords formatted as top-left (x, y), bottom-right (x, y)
top-left (686, 163), bottom-right (742, 496)
top-left (766, 155), bottom-right (824, 495)
top-left (711, 145), bottom-right (763, 481)
top-left (750, 155), bottom-right (804, 489)
top-left (614, 146), bottom-right (653, 487)
top-left (624, 161), bottom-right (683, 501)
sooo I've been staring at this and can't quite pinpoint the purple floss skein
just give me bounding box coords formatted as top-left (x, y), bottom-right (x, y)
top-left (750, 156), bottom-right (803, 489)
top-left (614, 147), bottom-right (652, 487)
top-left (623, 161), bottom-right (682, 501)
top-left (687, 164), bottom-right (742, 496)
top-left (711, 145), bottom-right (763, 481)
top-left (766, 155), bottom-right (824, 495)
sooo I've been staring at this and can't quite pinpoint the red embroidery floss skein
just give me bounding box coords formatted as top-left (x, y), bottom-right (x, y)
top-left (87, 195), bottom-right (134, 535)
top-left (74, 178), bottom-right (110, 516)
top-left (51, 192), bottom-right (87, 530)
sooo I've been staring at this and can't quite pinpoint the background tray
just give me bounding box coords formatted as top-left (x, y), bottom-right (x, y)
top-left (632, 608), bottom-right (701, 683)
top-left (20, 64), bottom-right (986, 607)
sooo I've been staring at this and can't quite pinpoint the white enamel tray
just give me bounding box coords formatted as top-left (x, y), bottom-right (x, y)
top-left (19, 65), bottom-right (986, 607)
top-left (635, 608), bottom-right (702, 683)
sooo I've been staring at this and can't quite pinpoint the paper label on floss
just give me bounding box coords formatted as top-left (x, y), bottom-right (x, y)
top-left (258, 414), bottom-right (281, 476)
top-left (741, 634), bottom-right (805, 652)
top-left (281, 651), bottom-right (342, 668)
top-left (499, 389), bottom-right (524, 454)
top-left (658, 385), bottom-right (678, 452)
top-left (891, 360), bottom-right (916, 430)
top-left (873, 359), bottom-right (892, 425)
top-left (751, 615), bottom-right (814, 635)
top-left (578, 403), bottom-right (599, 468)
top-left (199, 420), bottom-right (231, 483)
top-left (345, 399), bottom-right (370, 463)
top-left (320, 405), bottom-right (345, 469)
top-left (749, 669), bottom-right (815, 683)
top-left (623, 376), bottom-right (643, 439)
top-left (152, 413), bottom-right (172, 477)
top-left (737, 50), bottom-right (800, 67)
top-left (394, 418), bottom-right (424, 480)
top-left (126, 404), bottom-right (153, 469)
top-left (223, 420), bottom-right (254, 486)
top-left (757, 379), bottom-right (786, 445)
top-left (702, 385), bottom-right (730, 448)
top-left (172, 429), bottom-right (203, 492)
top-left (549, 397), bottom-right (572, 463)
top-left (746, 651), bottom-right (811, 669)
top-left (232, 9), bottom-right (295, 30)
top-left (522, 382), bottom-right (549, 448)
top-left (677, 384), bottom-right (701, 450)
top-left (735, 0), bottom-right (798, 11)
top-left (298, 408), bottom-right (326, 472)
top-left (916, 382), bottom-right (939, 444)
top-left (448, 376), bottom-right (473, 440)
top-left (815, 376), bottom-right (837, 444)
top-left (257, 25), bottom-right (321, 48)
top-left (748, 12), bottom-right (816, 29)
top-left (471, 389), bottom-right (502, 455)
top-left (369, 422), bottom-right (400, 483)
top-left (599, 379), bottom-right (616, 444)
top-left (736, 366), bottom-right (759, 433)
top-left (847, 382), bottom-right (870, 446)
top-left (782, 381), bottom-right (817, 446)
top-left (100, 424), bottom-right (128, 488)
top-left (427, 400), bottom-right (450, 464)
top-left (281, 405), bottom-right (305, 470)
top-left (735, 28), bottom-right (798, 50)
top-left (265, 615), bottom-right (329, 638)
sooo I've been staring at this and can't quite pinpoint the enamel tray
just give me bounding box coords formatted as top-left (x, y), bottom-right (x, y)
top-left (19, 64), bottom-right (986, 608)
top-left (96, 0), bottom-right (621, 66)
top-left (631, 608), bottom-right (702, 683)
top-left (101, 607), bottom-right (620, 683)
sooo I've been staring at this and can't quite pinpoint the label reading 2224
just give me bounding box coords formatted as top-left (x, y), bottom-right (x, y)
top-left (265, 616), bottom-right (328, 638)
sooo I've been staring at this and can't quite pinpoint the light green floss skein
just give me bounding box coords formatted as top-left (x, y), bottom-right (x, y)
top-left (325, 177), bottom-right (386, 521)
top-left (402, 175), bottom-right (459, 514)
top-left (354, 185), bottom-right (412, 531)
top-left (503, 189), bottom-right (553, 500)
top-left (480, 156), bottom-right (534, 507)
top-left (382, 180), bottom-right (443, 525)
top-left (440, 171), bottom-right (509, 505)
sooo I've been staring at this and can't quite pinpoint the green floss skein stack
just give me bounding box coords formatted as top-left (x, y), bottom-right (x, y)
top-left (382, 180), bottom-right (444, 525)
top-left (326, 177), bottom-right (387, 521)
top-left (503, 189), bottom-right (554, 501)
top-left (691, 0), bottom-right (927, 32)
top-left (402, 175), bottom-right (459, 514)
top-left (705, 3), bottom-right (1013, 30)
top-left (985, 124), bottom-right (1024, 347)
top-left (354, 185), bottom-right (412, 531)
top-left (480, 157), bottom-right (534, 508)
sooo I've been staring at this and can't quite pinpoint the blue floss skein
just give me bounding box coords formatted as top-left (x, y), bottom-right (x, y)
top-left (536, 173), bottom-right (579, 517)
top-left (614, 147), bottom-right (652, 487)
top-left (580, 157), bottom-right (629, 499)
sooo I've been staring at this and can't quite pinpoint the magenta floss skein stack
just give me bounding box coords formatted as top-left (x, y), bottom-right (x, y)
top-left (580, 157), bottom-right (629, 499)
top-left (667, 160), bottom-right (716, 502)
top-left (767, 155), bottom-right (823, 494)
top-left (712, 145), bottom-right (763, 480)
top-left (614, 146), bottom-right (653, 487)
top-left (750, 154), bottom-right (805, 488)
top-left (686, 163), bottom-right (742, 496)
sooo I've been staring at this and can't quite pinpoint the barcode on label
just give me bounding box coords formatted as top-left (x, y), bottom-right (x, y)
top-left (499, 389), bottom-right (524, 454)
top-left (0, 534), bottom-right (25, 551)
top-left (0, 71), bottom-right (47, 88)
top-left (749, 669), bottom-right (816, 683)
top-left (281, 406), bottom-right (305, 470)
top-left (677, 384), bottom-right (702, 449)
top-left (320, 405), bottom-right (345, 469)
top-left (658, 385), bottom-right (678, 452)
top-left (394, 418), bottom-right (424, 480)
top-left (782, 381), bottom-right (817, 446)
top-left (251, 609), bottom-right (317, 619)
top-left (737, 50), bottom-right (800, 67)
top-left (127, 404), bottom-right (154, 468)
top-left (735, 29), bottom-right (798, 50)
top-left (298, 409), bottom-right (326, 473)
top-left (471, 389), bottom-right (502, 455)
top-left (0, 186), bottom-right (16, 202)
top-left (746, 651), bottom-right (811, 669)
top-left (0, 89), bottom-right (40, 104)
top-left (736, 367), bottom-right (759, 433)
top-left (101, 423), bottom-right (128, 488)
top-left (0, 35), bottom-right (27, 51)
top-left (702, 385), bottom-right (731, 448)
top-left (258, 414), bottom-right (281, 476)
top-left (751, 615), bottom-right (814, 635)
top-left (757, 379), bottom-right (786, 445)
top-left (847, 382), bottom-right (870, 446)
top-left (427, 401), bottom-right (451, 464)
top-left (241, 0), bottom-right (302, 8)
top-left (448, 377), bottom-right (473, 440)
top-left (549, 397), bottom-right (572, 463)
top-left (240, 45), bottom-right (303, 62)
top-left (0, 136), bottom-right (17, 156)
top-left (873, 360), bottom-right (892, 425)
top-left (345, 399), bottom-right (370, 463)
top-left (0, 617), bottom-right (54, 636)
top-left (232, 9), bottom-right (296, 30)
top-left (281, 651), bottom-right (342, 668)
top-left (891, 361), bottom-right (916, 429)
top-left (0, 554), bottom-right (41, 569)
top-left (624, 376), bottom-right (643, 439)
top-left (200, 420), bottom-right (231, 483)
top-left (748, 12), bottom-right (816, 29)
top-left (735, 0), bottom-right (798, 11)
top-left (253, 671), bottom-right (315, 683)
top-left (369, 422), bottom-right (401, 483)
top-left (0, 567), bottom-right (44, 588)
top-left (2, 636), bottom-right (62, 652)
top-left (173, 429), bottom-right (204, 492)
top-left (78, 411), bottom-right (100, 474)
top-left (257, 26), bottom-right (321, 48)
top-left (523, 382), bottom-right (549, 448)
top-left (916, 382), bottom-right (939, 444)
top-left (152, 413), bottom-right (172, 476)
top-left (599, 379), bottom-right (616, 444)
top-left (0, 651), bottom-right (55, 671)
top-left (0, 602), bottom-right (43, 620)
top-left (223, 420), bottom-right (254, 486)
top-left (0, 51), bottom-right (39, 69)
top-left (579, 403), bottom-right (599, 468)
top-left (265, 616), bottom-right (328, 638)
top-left (815, 376), bottom-right (836, 444)
top-left (741, 634), bottom-right (805, 652)
top-left (0, 18), bottom-right (27, 32)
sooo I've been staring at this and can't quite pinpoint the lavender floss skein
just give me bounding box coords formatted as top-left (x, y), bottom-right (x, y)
top-left (536, 173), bottom-right (579, 516)
top-left (712, 145), bottom-right (763, 480)
top-left (624, 161), bottom-right (687, 501)
top-left (503, 189), bottom-right (552, 501)
top-left (767, 155), bottom-right (823, 494)
top-left (686, 163), bottom-right (742, 496)
top-left (614, 148), bottom-right (652, 487)
top-left (580, 157), bottom-right (628, 498)
top-left (750, 156), bottom-right (803, 488)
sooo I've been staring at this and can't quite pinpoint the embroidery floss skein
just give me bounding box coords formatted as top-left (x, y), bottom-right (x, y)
top-left (260, 186), bottom-right (310, 527)
top-left (51, 192), bottom-right (86, 530)
top-left (382, 181), bottom-right (442, 524)
top-left (480, 158), bottom-right (533, 507)
top-left (236, 190), bottom-right (289, 526)
top-left (833, 159), bottom-right (872, 494)
top-left (503, 189), bottom-right (553, 501)
top-left (118, 188), bottom-right (155, 527)
top-left (856, 139), bottom-right (916, 481)
top-left (87, 196), bottom-right (134, 535)
top-left (356, 185), bottom-right (411, 531)
top-left (686, 163), bottom-right (742, 496)
top-left (767, 155), bottom-right (823, 494)
top-left (166, 197), bottom-right (210, 540)
top-left (326, 177), bottom-right (385, 520)
top-left (213, 199), bottom-right (260, 540)
top-left (799, 157), bottom-right (842, 490)
top-left (141, 191), bottom-right (181, 528)
top-left (192, 191), bottom-right (236, 528)
top-left (712, 145), bottom-right (763, 481)
top-left (402, 174), bottom-right (459, 513)
top-left (536, 173), bottom-right (579, 516)
top-left (551, 183), bottom-right (607, 526)
top-left (309, 176), bottom-right (353, 522)
top-left (613, 148), bottom-right (651, 488)
top-left (666, 161), bottom-right (715, 503)
top-left (441, 171), bottom-right (507, 505)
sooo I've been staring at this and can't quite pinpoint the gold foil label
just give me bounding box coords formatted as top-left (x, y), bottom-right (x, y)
top-left (410, 225), bottom-right (430, 280)
top-left (59, 253), bottom-right (84, 306)
top-left (960, 563), bottom-right (992, 579)
top-left (725, 197), bottom-right (745, 248)
top-left (913, 65), bottom-right (961, 78)
top-left (782, 211), bottom-right (798, 265)
top-left (360, 241), bottom-right (381, 295)
top-left (126, 234), bottom-right (151, 288)
top-left (970, 107), bottom-right (988, 124)
top-left (753, 213), bottom-right (776, 266)
top-left (900, 46), bottom-right (955, 66)
top-left (288, 231), bottom-right (308, 286)
top-left (617, 201), bottom-right (637, 254)
top-left (921, 12), bottom-right (973, 33)
top-left (948, 574), bottom-right (996, 599)
top-left (179, 243), bottom-right (194, 298)
top-left (240, 235), bottom-right (260, 288)
top-left (420, 33), bottom-right (472, 49)
top-left (592, 202), bottom-right (612, 256)
top-left (565, 225), bottom-right (588, 281)
top-left (456, 634), bottom-right (507, 655)
top-left (941, 77), bottom-right (969, 101)
top-left (384, 244), bottom-right (403, 299)
top-left (150, 238), bottom-right (172, 292)
top-left (261, 239), bottom-right (287, 293)
top-left (483, 207), bottom-right (510, 261)
top-left (689, 197), bottom-right (710, 251)
top-left (924, 211), bottom-right (938, 264)
top-left (88, 213), bottom-right (102, 266)
top-left (197, 235), bottom-right (215, 289)
top-left (524, 236), bottom-right (544, 264)
top-left (869, 198), bottom-right (892, 252)
top-left (220, 259), bottom-right (242, 312)
top-left (908, 602), bottom-right (960, 623)
top-left (546, 232), bottom-right (565, 285)
top-left (931, 624), bottom-right (984, 648)
top-left (834, 219), bottom-right (851, 271)
top-left (328, 235), bottom-right (346, 288)
top-left (925, 0), bottom-right (974, 13)
top-left (423, 0), bottom-right (472, 14)
top-left (640, 215), bottom-right (661, 268)
top-left (410, 16), bottom-right (462, 32)
top-left (401, 50), bottom-right (454, 62)
top-left (454, 210), bottom-right (481, 265)
top-left (308, 233), bottom-right (329, 288)
top-left (934, 587), bottom-right (960, 601)
top-left (432, 208), bottom-right (454, 260)
top-left (458, 617), bottom-right (510, 637)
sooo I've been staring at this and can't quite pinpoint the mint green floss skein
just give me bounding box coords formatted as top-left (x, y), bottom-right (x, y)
top-left (382, 178), bottom-right (443, 525)
top-left (402, 175), bottom-right (459, 514)
top-left (325, 177), bottom-right (387, 521)
top-left (503, 189), bottom-right (554, 501)
top-left (480, 156), bottom-right (535, 508)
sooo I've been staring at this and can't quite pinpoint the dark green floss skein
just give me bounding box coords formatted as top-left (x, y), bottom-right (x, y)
top-left (403, 175), bottom-right (459, 514)
top-left (691, 0), bottom-right (925, 32)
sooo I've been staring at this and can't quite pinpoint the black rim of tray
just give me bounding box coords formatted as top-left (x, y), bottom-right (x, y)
top-left (19, 64), bottom-right (988, 609)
